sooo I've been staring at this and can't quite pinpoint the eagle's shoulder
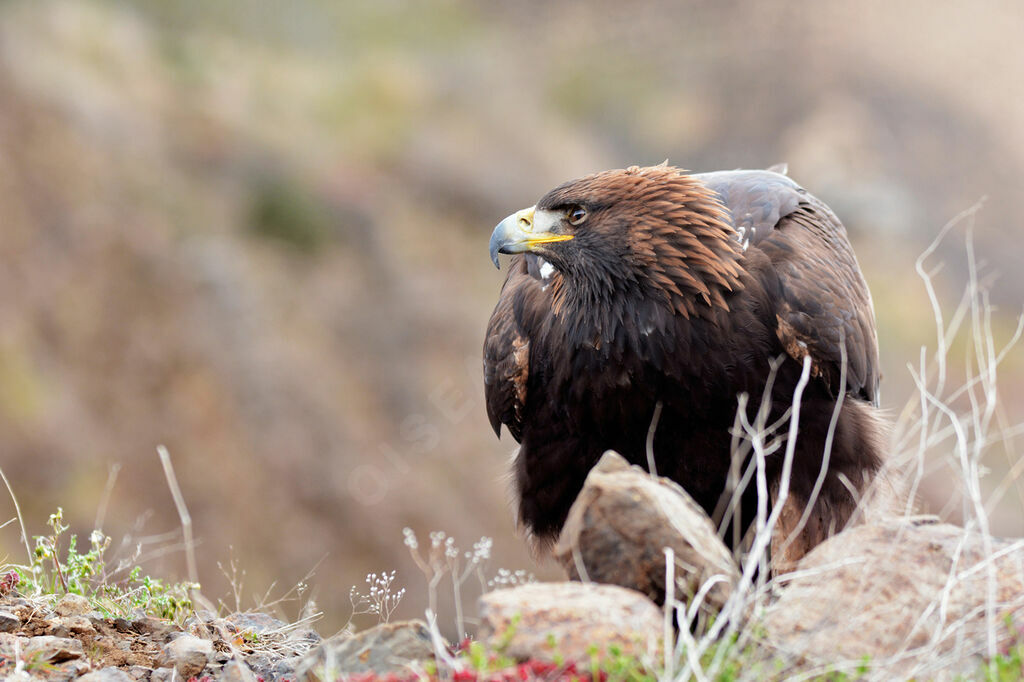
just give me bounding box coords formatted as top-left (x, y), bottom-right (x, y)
top-left (696, 168), bottom-right (879, 404)
top-left (693, 168), bottom-right (804, 250)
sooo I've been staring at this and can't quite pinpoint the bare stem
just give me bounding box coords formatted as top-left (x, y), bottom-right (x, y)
top-left (0, 465), bottom-right (32, 566)
top-left (157, 445), bottom-right (200, 595)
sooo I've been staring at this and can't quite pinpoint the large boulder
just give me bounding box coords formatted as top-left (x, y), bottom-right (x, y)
top-left (762, 518), bottom-right (1024, 678)
top-left (554, 451), bottom-right (739, 616)
top-left (477, 582), bottom-right (661, 662)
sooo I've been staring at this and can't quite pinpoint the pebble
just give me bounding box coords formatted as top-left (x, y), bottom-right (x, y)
top-left (156, 632), bottom-right (213, 678)
top-left (57, 615), bottom-right (95, 634)
top-left (77, 666), bottom-right (136, 682)
top-left (126, 665), bottom-right (154, 680)
top-left (55, 593), bottom-right (91, 617)
top-left (150, 668), bottom-right (174, 682)
top-left (225, 611), bottom-right (288, 634)
top-left (0, 609), bottom-right (20, 632)
top-left (221, 658), bottom-right (259, 682)
top-left (130, 615), bottom-right (174, 640)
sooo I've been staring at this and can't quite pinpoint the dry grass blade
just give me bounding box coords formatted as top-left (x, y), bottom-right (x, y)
top-left (156, 445), bottom-right (199, 591)
top-left (154, 444), bottom-right (222, 627)
top-left (0, 464), bottom-right (31, 566)
top-left (647, 400), bottom-right (664, 478)
top-left (93, 462), bottom-right (122, 534)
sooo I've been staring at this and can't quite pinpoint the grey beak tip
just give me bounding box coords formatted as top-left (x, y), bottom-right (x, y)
top-left (489, 239), bottom-right (501, 268)
top-left (488, 219), bottom-right (507, 269)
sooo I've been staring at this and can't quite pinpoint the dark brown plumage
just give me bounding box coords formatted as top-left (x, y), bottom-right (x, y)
top-left (484, 164), bottom-right (887, 566)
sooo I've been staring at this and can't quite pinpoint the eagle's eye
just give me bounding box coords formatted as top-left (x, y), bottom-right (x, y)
top-left (567, 205), bottom-right (588, 226)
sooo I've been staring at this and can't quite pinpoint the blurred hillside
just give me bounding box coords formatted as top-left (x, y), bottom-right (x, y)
top-left (1, 0), bottom-right (1023, 633)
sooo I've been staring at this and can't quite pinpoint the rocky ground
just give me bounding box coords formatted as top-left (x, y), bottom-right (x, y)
top-left (5, 453), bottom-right (1024, 681)
top-left (0, 592), bottom-right (321, 681)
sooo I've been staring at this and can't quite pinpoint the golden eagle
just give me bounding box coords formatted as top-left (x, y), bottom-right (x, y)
top-left (484, 164), bottom-right (887, 565)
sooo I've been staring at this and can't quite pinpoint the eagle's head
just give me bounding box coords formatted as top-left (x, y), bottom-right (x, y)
top-left (489, 165), bottom-right (745, 322)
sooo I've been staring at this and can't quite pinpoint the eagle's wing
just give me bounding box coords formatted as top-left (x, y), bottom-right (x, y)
top-left (697, 170), bottom-right (880, 405)
top-left (484, 255), bottom-right (542, 441)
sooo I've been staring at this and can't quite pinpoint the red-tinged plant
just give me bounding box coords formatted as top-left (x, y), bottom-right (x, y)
top-left (0, 570), bottom-right (18, 596)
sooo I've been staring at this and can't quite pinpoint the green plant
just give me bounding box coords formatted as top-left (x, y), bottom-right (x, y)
top-left (465, 639), bottom-right (515, 675)
top-left (986, 645), bottom-right (1024, 682)
top-left (11, 508), bottom-right (197, 624)
top-left (492, 612), bottom-right (520, 654)
top-left (599, 645), bottom-right (656, 682)
top-left (977, 614), bottom-right (1024, 682)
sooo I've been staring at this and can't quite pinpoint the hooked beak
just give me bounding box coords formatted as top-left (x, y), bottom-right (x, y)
top-left (489, 206), bottom-right (574, 268)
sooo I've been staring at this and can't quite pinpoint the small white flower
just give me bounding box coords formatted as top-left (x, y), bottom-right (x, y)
top-left (471, 537), bottom-right (493, 563)
top-left (402, 527), bottom-right (418, 549)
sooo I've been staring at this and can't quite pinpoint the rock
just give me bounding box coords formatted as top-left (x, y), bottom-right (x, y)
top-left (183, 610), bottom-right (217, 632)
top-left (150, 668), bottom-right (174, 682)
top-left (57, 615), bottom-right (95, 634)
top-left (221, 658), bottom-right (259, 682)
top-left (55, 593), bottom-right (90, 616)
top-left (62, 658), bottom-right (94, 676)
top-left (477, 582), bottom-right (661, 662)
top-left (55, 658), bottom-right (93, 678)
top-left (554, 451), bottom-right (739, 615)
top-left (762, 519), bottom-right (1024, 678)
top-left (3, 597), bottom-right (33, 609)
top-left (245, 651), bottom-right (299, 681)
top-left (23, 635), bottom-right (84, 662)
top-left (0, 609), bottom-right (20, 632)
top-left (225, 611), bottom-right (288, 634)
top-left (270, 658), bottom-right (301, 680)
top-left (294, 619), bottom-right (435, 680)
top-left (0, 631), bottom-right (26, 651)
top-left (0, 633), bottom-right (28, 665)
top-left (46, 621), bottom-right (72, 638)
top-left (190, 609), bottom-right (218, 623)
top-left (77, 667), bottom-right (137, 682)
top-left (130, 615), bottom-right (174, 639)
top-left (0, 635), bottom-right (89, 679)
top-left (125, 666), bottom-right (154, 680)
top-left (156, 632), bottom-right (213, 678)
top-left (0, 599), bottom-right (32, 625)
top-left (288, 626), bottom-right (322, 645)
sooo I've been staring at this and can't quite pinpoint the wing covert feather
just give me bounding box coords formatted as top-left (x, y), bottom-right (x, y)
top-left (760, 195), bottom-right (879, 404)
top-left (484, 256), bottom-right (545, 441)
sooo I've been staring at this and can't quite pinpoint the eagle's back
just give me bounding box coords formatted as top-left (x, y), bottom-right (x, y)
top-left (696, 169), bottom-right (879, 404)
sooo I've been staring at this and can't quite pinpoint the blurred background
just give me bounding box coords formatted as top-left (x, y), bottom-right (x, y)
top-left (1, 0), bottom-right (1023, 634)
